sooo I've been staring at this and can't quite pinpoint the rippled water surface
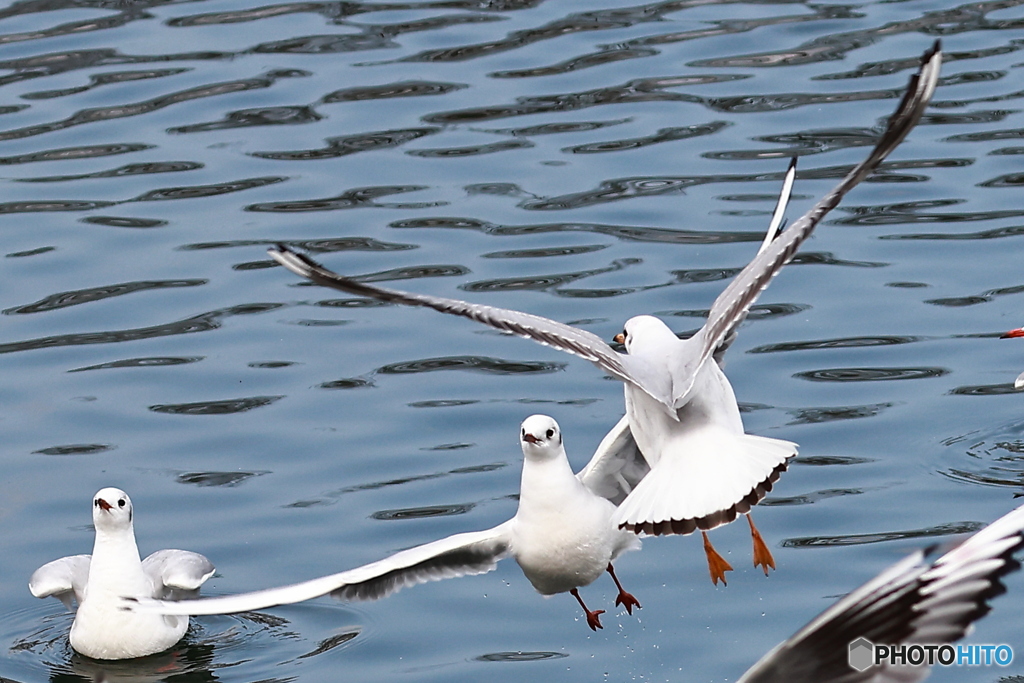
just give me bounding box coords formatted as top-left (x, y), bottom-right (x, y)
top-left (3, 0), bottom-right (1024, 681)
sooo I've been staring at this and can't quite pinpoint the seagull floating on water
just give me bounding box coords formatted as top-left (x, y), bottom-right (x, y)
top-left (267, 43), bottom-right (942, 585)
top-left (29, 487), bottom-right (215, 660)
top-left (126, 415), bottom-right (642, 631)
top-left (738, 500), bottom-right (1024, 682)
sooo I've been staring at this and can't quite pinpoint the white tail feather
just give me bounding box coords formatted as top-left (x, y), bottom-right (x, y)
top-left (615, 429), bottom-right (796, 530)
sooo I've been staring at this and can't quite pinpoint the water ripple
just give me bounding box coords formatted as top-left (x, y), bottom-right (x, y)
top-left (33, 444), bottom-right (114, 456)
top-left (391, 216), bottom-right (776, 245)
top-left (175, 471), bottom-right (270, 487)
top-left (461, 258), bottom-right (639, 293)
top-left (182, 237), bottom-right (416, 253)
top-left (5, 279), bottom-right (206, 315)
top-left (564, 121), bottom-right (729, 154)
top-left (0, 303), bottom-right (282, 355)
top-left (0, 143), bottom-right (153, 165)
top-left (787, 403), bottom-right (896, 425)
top-left (0, 69), bottom-right (310, 142)
top-left (377, 356), bottom-right (565, 375)
top-left (253, 127), bottom-right (439, 160)
top-left (750, 335), bottom-right (926, 354)
top-left (794, 367), bottom-right (949, 382)
top-left (170, 106), bottom-right (323, 134)
top-left (247, 185), bottom-right (441, 212)
top-left (782, 521), bottom-right (986, 548)
top-left (372, 503), bottom-right (475, 520)
top-left (18, 161), bottom-right (203, 183)
top-left (149, 395), bottom-right (284, 416)
top-left (68, 356), bottom-right (203, 372)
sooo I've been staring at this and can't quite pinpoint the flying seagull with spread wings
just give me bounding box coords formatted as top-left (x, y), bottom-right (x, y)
top-left (268, 43), bottom-right (942, 585)
top-left (126, 415), bottom-right (646, 631)
top-left (30, 488), bottom-right (215, 660)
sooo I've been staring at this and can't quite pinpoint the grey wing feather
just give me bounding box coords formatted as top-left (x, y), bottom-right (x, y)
top-left (738, 501), bottom-right (1024, 683)
top-left (577, 415), bottom-right (650, 506)
top-left (715, 157), bottom-right (797, 364)
top-left (142, 549), bottom-right (215, 600)
top-left (268, 246), bottom-right (675, 412)
top-left (685, 42), bottom-right (942, 406)
top-left (29, 554), bottom-right (91, 610)
top-left (124, 522), bottom-right (513, 616)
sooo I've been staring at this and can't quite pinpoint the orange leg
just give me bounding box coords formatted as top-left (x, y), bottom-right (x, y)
top-left (606, 563), bottom-right (640, 615)
top-left (747, 513), bottom-right (776, 575)
top-left (571, 588), bottom-right (605, 630)
top-left (702, 531), bottom-right (733, 586)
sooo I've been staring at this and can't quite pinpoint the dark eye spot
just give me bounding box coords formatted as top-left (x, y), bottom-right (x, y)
top-left (118, 499), bottom-right (126, 508)
top-left (622, 329), bottom-right (627, 339)
top-left (93, 499), bottom-right (100, 507)
top-left (546, 429), bottom-right (554, 439)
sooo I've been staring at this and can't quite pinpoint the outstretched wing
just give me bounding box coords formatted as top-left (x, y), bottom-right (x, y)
top-left (268, 247), bottom-right (674, 412)
top-left (715, 157), bottom-right (797, 363)
top-left (29, 554), bottom-right (91, 611)
top-left (577, 415), bottom-right (650, 507)
top-left (738, 501), bottom-right (1024, 683)
top-left (142, 549), bottom-right (215, 600)
top-left (680, 42), bottom-right (942, 408)
top-left (125, 523), bottom-right (513, 616)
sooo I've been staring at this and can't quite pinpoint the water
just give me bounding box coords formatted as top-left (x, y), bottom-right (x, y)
top-left (1, 0), bottom-right (1024, 680)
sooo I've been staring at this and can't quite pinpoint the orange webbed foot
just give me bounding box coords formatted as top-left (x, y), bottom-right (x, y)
top-left (747, 514), bottom-right (776, 575)
top-left (606, 563), bottom-right (641, 615)
top-left (571, 588), bottom-right (605, 630)
top-left (702, 531), bottom-right (733, 586)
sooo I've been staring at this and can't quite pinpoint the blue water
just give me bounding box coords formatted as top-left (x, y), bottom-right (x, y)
top-left (2, 0), bottom-right (1024, 681)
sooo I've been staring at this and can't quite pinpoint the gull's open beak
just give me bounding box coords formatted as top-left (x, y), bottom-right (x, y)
top-left (523, 433), bottom-right (540, 444)
top-left (1002, 328), bottom-right (1024, 339)
top-left (613, 333), bottom-right (625, 344)
top-left (96, 498), bottom-right (113, 511)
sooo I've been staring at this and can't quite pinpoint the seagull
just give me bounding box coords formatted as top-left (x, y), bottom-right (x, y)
top-left (999, 326), bottom-right (1024, 389)
top-left (738, 500), bottom-right (1024, 682)
top-left (29, 487), bottom-right (215, 660)
top-left (125, 415), bottom-right (643, 631)
top-left (266, 43), bottom-right (942, 586)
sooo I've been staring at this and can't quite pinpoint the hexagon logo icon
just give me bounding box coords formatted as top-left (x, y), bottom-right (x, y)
top-left (848, 637), bottom-right (875, 672)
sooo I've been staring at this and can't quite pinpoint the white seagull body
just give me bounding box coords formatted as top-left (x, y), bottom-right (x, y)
top-left (29, 488), bottom-right (215, 660)
top-left (126, 415), bottom-right (643, 630)
top-left (739, 500), bottom-right (1024, 682)
top-left (266, 44), bottom-right (942, 585)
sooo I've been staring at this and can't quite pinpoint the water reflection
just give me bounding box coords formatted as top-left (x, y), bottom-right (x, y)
top-left (16, 611), bottom-right (294, 683)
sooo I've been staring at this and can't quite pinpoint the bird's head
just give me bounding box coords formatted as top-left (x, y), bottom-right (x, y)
top-left (519, 414), bottom-right (563, 461)
top-left (92, 487), bottom-right (134, 532)
top-left (614, 315), bottom-right (676, 355)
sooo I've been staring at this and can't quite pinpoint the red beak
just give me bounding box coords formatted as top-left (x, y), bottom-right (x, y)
top-left (523, 433), bottom-right (540, 444)
top-left (1002, 328), bottom-right (1024, 339)
top-left (96, 498), bottom-right (112, 511)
